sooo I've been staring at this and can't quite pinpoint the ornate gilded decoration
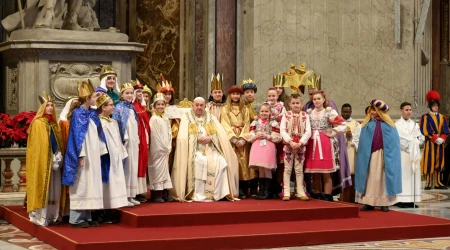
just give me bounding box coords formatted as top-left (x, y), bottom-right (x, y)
top-left (189, 123), bottom-right (198, 135)
top-left (177, 98), bottom-right (193, 108)
top-left (205, 123), bottom-right (217, 135)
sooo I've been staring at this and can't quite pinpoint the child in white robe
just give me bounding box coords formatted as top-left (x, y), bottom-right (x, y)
top-left (148, 93), bottom-right (173, 202)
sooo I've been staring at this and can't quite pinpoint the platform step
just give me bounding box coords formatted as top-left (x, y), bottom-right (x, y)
top-left (118, 199), bottom-right (360, 227)
top-left (2, 205), bottom-right (450, 250)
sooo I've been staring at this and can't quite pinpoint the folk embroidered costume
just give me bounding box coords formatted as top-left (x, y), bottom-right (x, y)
top-left (355, 99), bottom-right (402, 212)
top-left (280, 97), bottom-right (312, 201)
top-left (112, 82), bottom-right (141, 206)
top-left (132, 80), bottom-right (150, 201)
top-left (305, 90), bottom-right (346, 202)
top-left (221, 85), bottom-right (256, 199)
top-left (62, 81), bottom-right (109, 227)
top-left (396, 102), bottom-right (424, 207)
top-left (171, 97), bottom-right (239, 201)
top-left (148, 93), bottom-right (173, 203)
top-left (301, 74), bottom-right (351, 197)
top-left (27, 92), bottom-right (64, 226)
top-left (248, 104), bottom-right (282, 200)
top-left (95, 66), bottom-right (120, 105)
top-left (420, 90), bottom-right (449, 190)
top-left (267, 85), bottom-right (286, 197)
top-left (206, 74), bottom-right (226, 121)
top-left (97, 94), bottom-right (129, 210)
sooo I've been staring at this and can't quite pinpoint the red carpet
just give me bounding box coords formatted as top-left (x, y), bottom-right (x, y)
top-left (2, 200), bottom-right (450, 250)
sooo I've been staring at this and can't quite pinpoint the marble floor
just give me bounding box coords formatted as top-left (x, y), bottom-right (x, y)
top-left (0, 189), bottom-right (449, 250)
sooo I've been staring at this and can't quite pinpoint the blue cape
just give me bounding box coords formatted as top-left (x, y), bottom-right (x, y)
top-left (112, 101), bottom-right (138, 143)
top-left (355, 120), bottom-right (402, 196)
top-left (62, 107), bottom-right (110, 186)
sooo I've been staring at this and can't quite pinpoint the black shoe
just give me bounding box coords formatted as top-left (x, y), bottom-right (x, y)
top-left (150, 197), bottom-right (164, 203)
top-left (238, 189), bottom-right (247, 199)
top-left (70, 222), bottom-right (90, 228)
top-left (324, 194), bottom-right (333, 202)
top-left (424, 186), bottom-right (431, 190)
top-left (88, 221), bottom-right (99, 227)
top-left (360, 204), bottom-right (374, 211)
top-left (436, 185), bottom-right (448, 190)
top-left (381, 206), bottom-right (390, 212)
top-left (249, 179), bottom-right (258, 197)
top-left (135, 194), bottom-right (147, 202)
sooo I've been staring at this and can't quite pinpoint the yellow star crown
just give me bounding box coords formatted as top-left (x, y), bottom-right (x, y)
top-left (99, 65), bottom-right (117, 80)
top-left (211, 73), bottom-right (223, 91)
top-left (282, 62), bottom-right (314, 93)
top-left (96, 93), bottom-right (111, 108)
top-left (38, 91), bottom-right (54, 104)
top-left (120, 82), bottom-right (134, 93)
top-left (78, 79), bottom-right (95, 98)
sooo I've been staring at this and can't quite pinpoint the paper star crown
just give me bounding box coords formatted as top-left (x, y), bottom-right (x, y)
top-left (99, 65), bottom-right (117, 80)
top-left (157, 74), bottom-right (175, 93)
top-left (131, 79), bottom-right (143, 90)
top-left (211, 73), bottom-right (223, 91)
top-left (143, 84), bottom-right (152, 96)
top-left (153, 92), bottom-right (166, 105)
top-left (96, 93), bottom-right (111, 108)
top-left (78, 80), bottom-right (95, 98)
top-left (38, 91), bottom-right (54, 104)
top-left (119, 82), bottom-right (134, 93)
top-left (241, 78), bottom-right (257, 92)
top-left (273, 73), bottom-right (286, 87)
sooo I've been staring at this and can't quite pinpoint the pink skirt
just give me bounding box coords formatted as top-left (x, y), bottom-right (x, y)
top-left (304, 131), bottom-right (339, 173)
top-left (249, 139), bottom-right (277, 170)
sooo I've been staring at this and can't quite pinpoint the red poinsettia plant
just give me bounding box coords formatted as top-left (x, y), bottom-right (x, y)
top-left (0, 111), bottom-right (36, 147)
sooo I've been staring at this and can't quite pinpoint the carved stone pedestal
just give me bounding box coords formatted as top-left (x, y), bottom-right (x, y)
top-left (0, 29), bottom-right (145, 114)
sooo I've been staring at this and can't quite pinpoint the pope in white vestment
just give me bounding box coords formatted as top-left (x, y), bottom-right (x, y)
top-left (395, 105), bottom-right (424, 206)
top-left (171, 97), bottom-right (239, 201)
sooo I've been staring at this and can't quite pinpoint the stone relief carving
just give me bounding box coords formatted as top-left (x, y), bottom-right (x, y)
top-left (6, 66), bottom-right (18, 110)
top-left (49, 61), bottom-right (109, 107)
top-left (2, 0), bottom-right (100, 32)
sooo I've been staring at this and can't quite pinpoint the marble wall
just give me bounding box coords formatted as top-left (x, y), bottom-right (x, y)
top-left (238, 0), bottom-right (428, 119)
top-left (136, 0), bottom-right (180, 98)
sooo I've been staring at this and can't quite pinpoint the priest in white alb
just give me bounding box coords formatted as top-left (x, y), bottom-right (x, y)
top-left (171, 97), bottom-right (239, 201)
top-left (395, 102), bottom-right (424, 208)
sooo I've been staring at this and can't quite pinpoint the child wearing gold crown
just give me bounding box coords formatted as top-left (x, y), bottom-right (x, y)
top-left (148, 93), bottom-right (174, 203)
top-left (241, 78), bottom-right (260, 196)
top-left (221, 85), bottom-right (256, 198)
top-left (96, 94), bottom-right (128, 221)
top-left (112, 82), bottom-right (141, 207)
top-left (96, 66), bottom-right (120, 105)
top-left (132, 80), bottom-right (150, 202)
top-left (355, 99), bottom-right (401, 212)
top-left (157, 74), bottom-right (180, 176)
top-left (280, 93), bottom-right (312, 201)
top-left (248, 103), bottom-right (281, 199)
top-left (62, 81), bottom-right (108, 228)
top-left (206, 74), bottom-right (226, 121)
top-left (27, 92), bottom-right (65, 226)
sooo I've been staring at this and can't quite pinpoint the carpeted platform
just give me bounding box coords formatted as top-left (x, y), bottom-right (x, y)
top-left (119, 199), bottom-right (359, 227)
top-left (2, 200), bottom-right (450, 250)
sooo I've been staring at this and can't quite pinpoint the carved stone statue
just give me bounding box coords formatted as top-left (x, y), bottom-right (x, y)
top-left (2, 0), bottom-right (100, 32)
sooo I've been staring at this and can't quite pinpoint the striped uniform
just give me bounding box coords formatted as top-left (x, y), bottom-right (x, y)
top-left (420, 112), bottom-right (449, 187)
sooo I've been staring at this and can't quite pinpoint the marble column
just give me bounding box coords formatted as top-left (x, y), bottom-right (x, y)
top-left (216, 0), bottom-right (237, 91)
top-left (432, 0), bottom-right (441, 91)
